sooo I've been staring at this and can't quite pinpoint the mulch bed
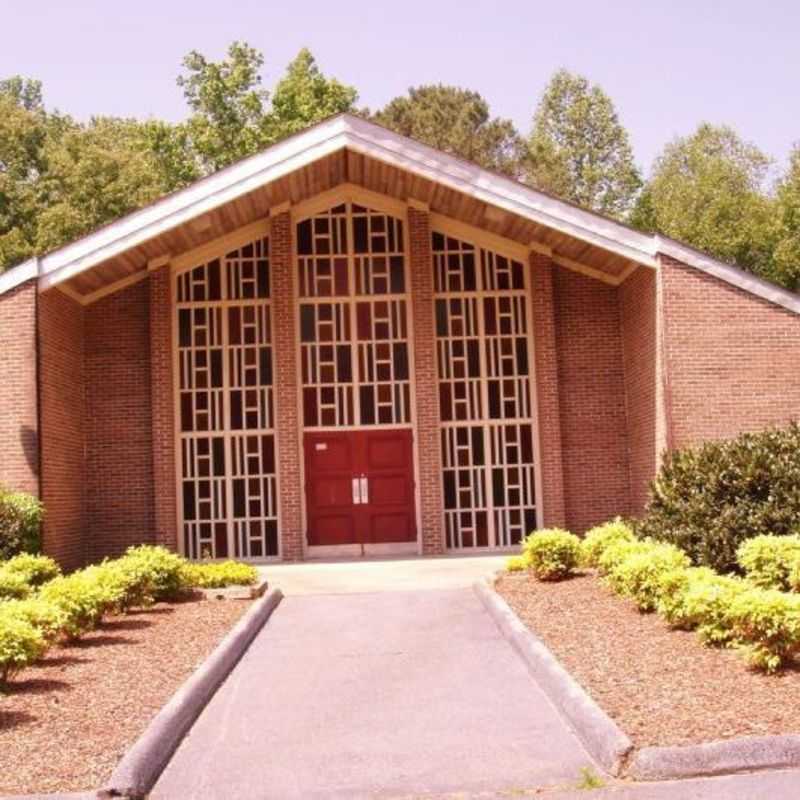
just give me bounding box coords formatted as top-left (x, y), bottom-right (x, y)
top-left (496, 571), bottom-right (800, 748)
top-left (0, 596), bottom-right (251, 795)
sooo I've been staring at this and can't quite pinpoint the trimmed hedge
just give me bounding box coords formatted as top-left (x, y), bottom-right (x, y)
top-left (737, 535), bottom-right (800, 591)
top-left (4, 553), bottom-right (61, 587)
top-left (521, 529), bottom-right (581, 581)
top-left (637, 423), bottom-right (800, 573)
top-left (0, 488), bottom-right (43, 560)
top-left (580, 519), bottom-right (636, 568)
top-left (0, 615), bottom-right (45, 684)
top-left (182, 560), bottom-right (258, 589)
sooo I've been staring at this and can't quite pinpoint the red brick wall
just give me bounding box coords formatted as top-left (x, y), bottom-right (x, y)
top-left (659, 255), bottom-right (800, 447)
top-left (553, 268), bottom-right (630, 532)
top-left (39, 289), bottom-right (86, 571)
top-left (150, 269), bottom-right (177, 551)
top-left (271, 211), bottom-right (303, 560)
top-left (619, 267), bottom-right (658, 513)
top-left (85, 280), bottom-right (154, 561)
top-left (0, 280), bottom-right (39, 496)
top-left (530, 254), bottom-right (566, 528)
top-left (408, 206), bottom-right (445, 554)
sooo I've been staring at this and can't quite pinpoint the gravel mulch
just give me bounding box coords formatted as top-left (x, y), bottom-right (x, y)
top-left (496, 571), bottom-right (800, 748)
top-left (0, 597), bottom-right (251, 795)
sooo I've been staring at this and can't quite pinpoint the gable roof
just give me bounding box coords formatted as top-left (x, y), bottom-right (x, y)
top-left (1, 113), bottom-right (798, 314)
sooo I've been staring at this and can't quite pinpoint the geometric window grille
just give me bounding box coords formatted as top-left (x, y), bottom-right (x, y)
top-left (175, 236), bottom-right (279, 560)
top-left (298, 203), bottom-right (411, 429)
top-left (433, 231), bottom-right (537, 549)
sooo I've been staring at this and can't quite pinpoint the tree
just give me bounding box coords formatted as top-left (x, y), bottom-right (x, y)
top-left (633, 123), bottom-right (776, 279)
top-left (373, 85), bottom-right (525, 177)
top-left (772, 145), bottom-right (800, 290)
top-left (266, 48), bottom-right (357, 141)
top-left (526, 70), bottom-right (641, 218)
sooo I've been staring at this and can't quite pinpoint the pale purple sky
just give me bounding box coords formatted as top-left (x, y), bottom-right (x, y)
top-left (2, 0), bottom-right (798, 174)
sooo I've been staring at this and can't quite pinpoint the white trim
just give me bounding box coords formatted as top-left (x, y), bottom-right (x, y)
top-left (0, 258), bottom-right (38, 294)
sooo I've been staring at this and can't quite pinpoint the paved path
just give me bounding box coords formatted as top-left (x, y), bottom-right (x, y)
top-left (153, 557), bottom-right (595, 799)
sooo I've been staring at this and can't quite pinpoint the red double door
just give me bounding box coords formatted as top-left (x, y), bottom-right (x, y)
top-left (304, 429), bottom-right (416, 549)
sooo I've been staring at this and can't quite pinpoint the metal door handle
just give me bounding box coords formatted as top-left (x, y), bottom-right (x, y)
top-left (360, 475), bottom-right (369, 504)
top-left (352, 477), bottom-right (361, 505)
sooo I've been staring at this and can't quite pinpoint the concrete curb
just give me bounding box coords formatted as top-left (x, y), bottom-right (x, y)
top-left (196, 576), bottom-right (269, 600)
top-left (630, 734), bottom-right (800, 781)
top-left (474, 577), bottom-right (633, 776)
top-left (99, 587), bottom-right (283, 800)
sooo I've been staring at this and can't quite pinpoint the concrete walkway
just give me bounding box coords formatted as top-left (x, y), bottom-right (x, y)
top-left (152, 556), bottom-right (596, 799)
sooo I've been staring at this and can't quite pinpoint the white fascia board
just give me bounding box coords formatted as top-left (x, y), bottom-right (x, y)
top-left (37, 116), bottom-right (353, 290)
top-left (656, 237), bottom-right (800, 316)
top-left (0, 258), bottom-right (39, 294)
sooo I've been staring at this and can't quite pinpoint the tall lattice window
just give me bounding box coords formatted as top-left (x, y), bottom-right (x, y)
top-left (298, 203), bottom-right (411, 429)
top-left (176, 237), bottom-right (279, 559)
top-left (433, 231), bottom-right (537, 549)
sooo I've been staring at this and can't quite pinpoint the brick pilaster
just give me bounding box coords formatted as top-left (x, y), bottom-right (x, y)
top-left (408, 206), bottom-right (445, 554)
top-left (271, 210), bottom-right (304, 560)
top-left (530, 253), bottom-right (566, 528)
top-left (150, 268), bottom-right (178, 551)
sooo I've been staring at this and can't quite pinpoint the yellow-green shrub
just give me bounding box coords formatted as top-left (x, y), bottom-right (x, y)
top-left (118, 545), bottom-right (188, 601)
top-left (505, 554), bottom-right (530, 573)
top-left (0, 598), bottom-right (67, 643)
top-left (522, 529), bottom-right (580, 581)
top-left (736, 535), bottom-right (800, 591)
top-left (656, 566), bottom-right (717, 628)
top-left (0, 568), bottom-right (32, 600)
top-left (604, 542), bottom-right (690, 611)
top-left (4, 553), bottom-right (61, 587)
top-left (728, 588), bottom-right (800, 673)
top-left (0, 615), bottom-right (46, 685)
top-left (682, 574), bottom-right (748, 646)
top-left (596, 538), bottom-right (651, 576)
top-left (182, 560), bottom-right (258, 589)
top-left (580, 519), bottom-right (635, 568)
top-left (38, 573), bottom-right (109, 639)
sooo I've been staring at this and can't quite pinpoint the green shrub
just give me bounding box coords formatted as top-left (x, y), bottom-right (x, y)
top-left (656, 566), bottom-right (717, 628)
top-left (636, 423), bottom-right (800, 573)
top-left (181, 560), bottom-right (258, 589)
top-left (118, 545), bottom-right (188, 601)
top-left (38, 573), bottom-right (109, 639)
top-left (0, 615), bottom-right (46, 685)
top-left (737, 535), bottom-right (800, 591)
top-left (596, 538), bottom-right (651, 576)
top-left (681, 574), bottom-right (748, 646)
top-left (522, 529), bottom-right (580, 581)
top-left (0, 488), bottom-right (43, 560)
top-left (604, 542), bottom-right (690, 611)
top-left (580, 519), bottom-right (636, 568)
top-left (3, 553), bottom-right (61, 587)
top-left (0, 598), bottom-right (68, 643)
top-left (728, 588), bottom-right (800, 672)
top-left (505, 554), bottom-right (530, 573)
top-left (0, 568), bottom-right (32, 600)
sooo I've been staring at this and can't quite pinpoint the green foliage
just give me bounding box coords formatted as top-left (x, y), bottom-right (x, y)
top-left (3, 553), bottom-right (61, 587)
top-left (596, 538), bottom-right (651, 576)
top-left (38, 573), bottom-right (110, 639)
top-left (655, 566), bottom-right (717, 628)
top-left (728, 588), bottom-right (800, 673)
top-left (0, 568), bottom-right (32, 600)
top-left (505, 554), bottom-right (531, 573)
top-left (0, 487), bottom-right (44, 559)
top-left (737, 535), bottom-right (800, 591)
top-left (670, 572), bottom-right (747, 645)
top-left (119, 545), bottom-right (188, 601)
top-left (772, 145), bottom-right (800, 290)
top-left (579, 519), bottom-right (635, 568)
top-left (522, 529), bottom-right (581, 581)
top-left (526, 69), bottom-right (641, 218)
top-left (0, 614), bottom-right (46, 685)
top-left (603, 541), bottom-right (690, 611)
top-left (373, 85), bottom-right (525, 177)
top-left (182, 560), bottom-right (258, 588)
top-left (0, 597), bottom-right (68, 643)
top-left (636, 424), bottom-right (800, 574)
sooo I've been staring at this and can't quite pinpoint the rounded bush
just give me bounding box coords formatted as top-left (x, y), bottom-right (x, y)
top-left (505, 554), bottom-right (530, 573)
top-left (737, 535), bottom-right (800, 591)
top-left (0, 615), bottom-right (46, 685)
top-left (0, 487), bottom-right (44, 559)
top-left (580, 519), bottom-right (636, 568)
top-left (4, 553), bottom-right (61, 587)
top-left (596, 538), bottom-right (651, 576)
top-left (119, 545), bottom-right (188, 601)
top-left (682, 574), bottom-right (748, 646)
top-left (656, 566), bottom-right (717, 627)
top-left (0, 598), bottom-right (68, 643)
top-left (636, 423), bottom-right (800, 573)
top-left (39, 573), bottom-right (109, 639)
top-left (522, 529), bottom-right (580, 581)
top-left (0, 568), bottom-right (32, 601)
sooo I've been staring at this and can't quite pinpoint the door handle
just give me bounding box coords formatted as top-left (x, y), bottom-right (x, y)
top-left (360, 475), bottom-right (369, 505)
top-left (352, 477), bottom-right (361, 505)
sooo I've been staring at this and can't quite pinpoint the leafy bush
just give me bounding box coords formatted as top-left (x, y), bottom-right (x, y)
top-left (0, 598), bottom-right (68, 643)
top-left (3, 553), bottom-right (61, 587)
top-left (0, 615), bottom-right (46, 685)
top-left (0, 568), bottom-right (32, 600)
top-left (505, 554), bottom-right (530, 573)
top-left (181, 561), bottom-right (258, 589)
top-left (118, 545), bottom-right (188, 601)
top-left (596, 538), bottom-right (651, 576)
top-left (522, 529), bottom-right (580, 581)
top-left (636, 423), bottom-right (800, 573)
top-left (580, 519), bottom-right (636, 568)
top-left (681, 574), bottom-right (748, 646)
top-left (603, 542), bottom-right (690, 611)
top-left (728, 588), bottom-right (800, 672)
top-left (0, 488), bottom-right (44, 559)
top-left (38, 573), bottom-right (109, 639)
top-left (737, 535), bottom-right (800, 591)
top-left (656, 566), bottom-right (717, 627)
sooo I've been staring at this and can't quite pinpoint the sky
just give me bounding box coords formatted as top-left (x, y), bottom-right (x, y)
top-left (1, 0), bottom-right (798, 175)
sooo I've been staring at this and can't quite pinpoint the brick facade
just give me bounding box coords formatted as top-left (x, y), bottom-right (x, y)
top-left (0, 280), bottom-right (39, 496)
top-left (38, 289), bottom-right (86, 571)
top-left (408, 206), bottom-right (445, 554)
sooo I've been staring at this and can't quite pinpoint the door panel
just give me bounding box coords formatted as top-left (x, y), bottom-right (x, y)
top-left (304, 429), bottom-right (416, 548)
